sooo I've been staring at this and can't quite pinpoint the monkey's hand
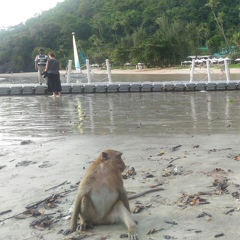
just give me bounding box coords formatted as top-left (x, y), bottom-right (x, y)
top-left (129, 232), bottom-right (138, 240)
top-left (80, 222), bottom-right (94, 231)
top-left (62, 229), bottom-right (75, 235)
top-left (128, 225), bottom-right (138, 240)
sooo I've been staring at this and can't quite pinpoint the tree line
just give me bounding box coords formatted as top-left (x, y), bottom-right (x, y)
top-left (0, 0), bottom-right (239, 73)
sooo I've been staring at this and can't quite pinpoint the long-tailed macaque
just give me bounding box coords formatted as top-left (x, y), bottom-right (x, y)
top-left (69, 149), bottom-right (138, 240)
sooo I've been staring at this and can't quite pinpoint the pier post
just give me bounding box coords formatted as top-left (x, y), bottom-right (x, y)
top-left (86, 59), bottom-right (91, 83)
top-left (106, 59), bottom-right (112, 83)
top-left (67, 60), bottom-right (72, 84)
top-left (190, 59), bottom-right (195, 82)
top-left (206, 59), bottom-right (211, 82)
top-left (224, 58), bottom-right (230, 82)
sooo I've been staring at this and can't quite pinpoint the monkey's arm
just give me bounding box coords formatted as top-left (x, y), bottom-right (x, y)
top-left (118, 188), bottom-right (131, 211)
top-left (63, 194), bottom-right (83, 235)
top-left (70, 182), bottom-right (92, 231)
top-left (70, 192), bottom-right (83, 231)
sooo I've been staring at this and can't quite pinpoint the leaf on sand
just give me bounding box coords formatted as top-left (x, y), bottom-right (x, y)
top-left (156, 151), bottom-right (166, 156)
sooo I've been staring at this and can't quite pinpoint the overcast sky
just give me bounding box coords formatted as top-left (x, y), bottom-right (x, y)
top-left (0, 0), bottom-right (64, 28)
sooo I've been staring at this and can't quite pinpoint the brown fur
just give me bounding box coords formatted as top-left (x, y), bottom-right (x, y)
top-left (70, 149), bottom-right (137, 239)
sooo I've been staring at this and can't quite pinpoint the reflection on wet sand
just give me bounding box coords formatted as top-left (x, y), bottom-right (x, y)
top-left (0, 91), bottom-right (239, 140)
top-left (207, 93), bottom-right (212, 130)
top-left (77, 100), bottom-right (83, 134)
top-left (190, 95), bottom-right (197, 129)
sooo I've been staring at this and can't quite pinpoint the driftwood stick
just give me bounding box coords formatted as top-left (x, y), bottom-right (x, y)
top-left (128, 187), bottom-right (164, 200)
top-left (1, 184), bottom-right (78, 222)
top-left (0, 209), bottom-right (12, 216)
top-left (0, 215), bottom-right (15, 223)
top-left (169, 157), bottom-right (180, 164)
top-left (45, 180), bottom-right (68, 192)
top-left (25, 196), bottom-right (52, 209)
top-left (26, 189), bottom-right (77, 209)
top-left (0, 211), bottom-right (25, 223)
top-left (171, 145), bottom-right (182, 152)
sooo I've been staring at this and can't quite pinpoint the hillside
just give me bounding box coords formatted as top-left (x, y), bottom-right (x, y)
top-left (0, 0), bottom-right (239, 73)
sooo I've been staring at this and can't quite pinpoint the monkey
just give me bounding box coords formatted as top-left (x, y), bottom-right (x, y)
top-left (68, 149), bottom-right (138, 240)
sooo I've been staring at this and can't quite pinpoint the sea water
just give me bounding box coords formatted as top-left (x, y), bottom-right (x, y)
top-left (0, 72), bottom-right (239, 84)
top-left (0, 91), bottom-right (239, 141)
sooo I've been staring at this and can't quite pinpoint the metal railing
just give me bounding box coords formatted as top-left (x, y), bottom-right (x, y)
top-left (190, 58), bottom-right (231, 83)
top-left (66, 59), bottom-right (112, 84)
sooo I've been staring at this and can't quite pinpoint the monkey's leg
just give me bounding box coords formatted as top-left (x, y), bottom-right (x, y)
top-left (80, 195), bottom-right (96, 230)
top-left (105, 200), bottom-right (138, 240)
top-left (64, 196), bottom-right (94, 235)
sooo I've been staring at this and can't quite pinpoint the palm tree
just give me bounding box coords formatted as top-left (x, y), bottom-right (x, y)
top-left (205, 0), bottom-right (231, 53)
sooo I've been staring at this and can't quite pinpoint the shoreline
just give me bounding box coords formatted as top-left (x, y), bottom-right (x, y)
top-left (0, 67), bottom-right (239, 78)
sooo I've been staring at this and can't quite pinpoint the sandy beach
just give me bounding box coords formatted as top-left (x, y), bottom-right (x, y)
top-left (110, 67), bottom-right (240, 75)
top-left (0, 66), bottom-right (239, 78)
top-left (1, 134), bottom-right (240, 240)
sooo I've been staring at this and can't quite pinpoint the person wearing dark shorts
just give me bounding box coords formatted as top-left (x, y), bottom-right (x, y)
top-left (45, 52), bottom-right (62, 97)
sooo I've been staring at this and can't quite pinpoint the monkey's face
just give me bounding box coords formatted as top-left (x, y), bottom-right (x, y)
top-left (101, 150), bottom-right (126, 172)
top-left (116, 157), bottom-right (126, 172)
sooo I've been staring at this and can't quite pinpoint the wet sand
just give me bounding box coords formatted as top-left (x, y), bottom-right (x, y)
top-left (0, 92), bottom-right (240, 240)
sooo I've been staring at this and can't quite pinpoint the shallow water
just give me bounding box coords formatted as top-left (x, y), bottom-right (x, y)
top-left (0, 91), bottom-right (239, 142)
top-left (0, 72), bottom-right (239, 84)
top-left (93, 73), bottom-right (239, 82)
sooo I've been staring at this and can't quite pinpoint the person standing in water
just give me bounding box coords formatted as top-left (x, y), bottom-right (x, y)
top-left (35, 49), bottom-right (48, 85)
top-left (45, 52), bottom-right (62, 97)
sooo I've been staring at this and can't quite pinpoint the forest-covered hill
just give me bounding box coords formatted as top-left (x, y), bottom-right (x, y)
top-left (0, 0), bottom-right (239, 73)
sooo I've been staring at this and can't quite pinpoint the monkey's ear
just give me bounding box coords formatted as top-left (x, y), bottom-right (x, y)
top-left (116, 151), bottom-right (123, 157)
top-left (102, 151), bottom-right (108, 160)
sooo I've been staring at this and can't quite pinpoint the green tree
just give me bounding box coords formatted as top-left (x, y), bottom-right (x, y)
top-left (207, 35), bottom-right (222, 54)
top-left (232, 32), bottom-right (240, 50)
top-left (0, 0), bottom-right (240, 72)
top-left (205, 0), bottom-right (231, 52)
